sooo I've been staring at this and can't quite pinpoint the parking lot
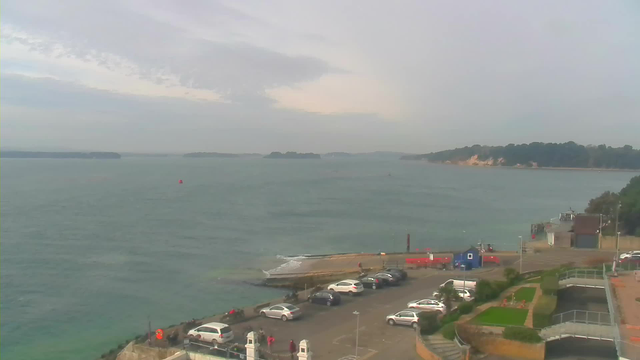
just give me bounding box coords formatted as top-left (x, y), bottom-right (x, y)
top-left (229, 272), bottom-right (449, 359)
top-left (184, 248), bottom-right (616, 360)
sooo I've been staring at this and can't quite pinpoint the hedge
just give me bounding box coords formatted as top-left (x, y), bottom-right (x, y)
top-left (418, 311), bottom-right (440, 335)
top-left (540, 275), bottom-right (559, 296)
top-left (441, 323), bottom-right (456, 340)
top-left (532, 294), bottom-right (557, 328)
top-left (503, 327), bottom-right (543, 343)
top-left (457, 301), bottom-right (474, 315)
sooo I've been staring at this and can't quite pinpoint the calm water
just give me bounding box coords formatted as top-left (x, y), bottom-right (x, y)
top-left (0, 158), bottom-right (634, 360)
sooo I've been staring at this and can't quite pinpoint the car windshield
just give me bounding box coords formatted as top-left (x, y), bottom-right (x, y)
top-left (220, 327), bottom-right (232, 334)
top-left (284, 305), bottom-right (298, 311)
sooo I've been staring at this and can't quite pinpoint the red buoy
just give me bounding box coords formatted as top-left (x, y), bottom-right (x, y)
top-left (178, 179), bottom-right (183, 184)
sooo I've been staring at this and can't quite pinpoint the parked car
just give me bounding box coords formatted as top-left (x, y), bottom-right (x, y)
top-left (327, 280), bottom-right (364, 295)
top-left (187, 322), bottom-right (234, 344)
top-left (438, 278), bottom-right (477, 291)
top-left (359, 276), bottom-right (384, 290)
top-left (386, 309), bottom-right (422, 329)
top-left (407, 299), bottom-right (446, 314)
top-left (308, 290), bottom-right (341, 306)
top-left (432, 288), bottom-right (475, 301)
top-left (384, 268), bottom-right (408, 280)
top-left (374, 272), bottom-right (401, 286)
top-left (260, 303), bottom-right (302, 321)
top-left (370, 274), bottom-right (392, 286)
top-left (619, 251), bottom-right (640, 260)
top-left (456, 289), bottom-right (475, 301)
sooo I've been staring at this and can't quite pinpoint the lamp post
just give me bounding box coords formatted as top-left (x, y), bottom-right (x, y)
top-left (519, 236), bottom-right (523, 274)
top-left (353, 311), bottom-right (360, 358)
top-left (615, 201), bottom-right (621, 261)
top-left (461, 264), bottom-right (466, 292)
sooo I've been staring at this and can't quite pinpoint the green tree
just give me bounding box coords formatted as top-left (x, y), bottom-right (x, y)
top-left (436, 283), bottom-right (461, 313)
top-left (619, 175), bottom-right (640, 235)
top-left (585, 191), bottom-right (620, 221)
top-left (503, 268), bottom-right (521, 285)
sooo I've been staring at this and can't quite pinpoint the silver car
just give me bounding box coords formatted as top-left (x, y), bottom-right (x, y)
top-left (407, 299), bottom-right (446, 314)
top-left (386, 309), bottom-right (422, 329)
top-left (260, 303), bottom-right (302, 321)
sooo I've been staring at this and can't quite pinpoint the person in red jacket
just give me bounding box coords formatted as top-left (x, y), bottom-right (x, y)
top-left (267, 335), bottom-right (275, 353)
top-left (289, 339), bottom-right (297, 359)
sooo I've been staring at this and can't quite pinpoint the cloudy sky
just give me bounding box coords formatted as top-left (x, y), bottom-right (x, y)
top-left (1, 0), bottom-right (639, 153)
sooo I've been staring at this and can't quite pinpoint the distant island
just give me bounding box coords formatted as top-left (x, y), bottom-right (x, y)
top-left (1, 151), bottom-right (121, 159)
top-left (264, 152), bottom-right (321, 159)
top-left (401, 142), bottom-right (640, 170)
top-left (323, 151), bottom-right (412, 159)
top-left (183, 152), bottom-right (262, 158)
top-left (324, 152), bottom-right (353, 158)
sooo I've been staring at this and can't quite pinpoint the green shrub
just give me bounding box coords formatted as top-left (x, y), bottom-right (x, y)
top-left (493, 280), bottom-right (510, 294)
top-left (457, 301), bottom-right (474, 315)
top-left (540, 275), bottom-right (559, 295)
top-left (532, 295), bottom-right (557, 328)
top-left (441, 312), bottom-right (461, 325)
top-left (503, 268), bottom-right (521, 285)
top-left (441, 323), bottom-right (456, 340)
top-left (475, 280), bottom-right (498, 302)
top-left (418, 311), bottom-right (440, 335)
top-left (503, 327), bottom-right (543, 343)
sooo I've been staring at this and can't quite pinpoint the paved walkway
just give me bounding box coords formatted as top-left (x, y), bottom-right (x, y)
top-left (524, 284), bottom-right (542, 328)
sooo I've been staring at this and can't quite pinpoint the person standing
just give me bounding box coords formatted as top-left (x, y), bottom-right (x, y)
top-left (289, 339), bottom-right (297, 359)
top-left (267, 335), bottom-right (275, 353)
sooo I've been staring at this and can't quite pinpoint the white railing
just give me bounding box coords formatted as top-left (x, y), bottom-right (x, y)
top-left (551, 310), bottom-right (611, 326)
top-left (558, 268), bottom-right (603, 281)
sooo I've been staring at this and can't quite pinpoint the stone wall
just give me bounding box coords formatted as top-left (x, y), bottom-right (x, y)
top-left (463, 333), bottom-right (544, 360)
top-left (600, 235), bottom-right (640, 250)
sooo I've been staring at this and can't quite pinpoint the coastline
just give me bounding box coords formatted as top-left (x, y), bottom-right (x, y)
top-left (412, 161), bottom-right (640, 172)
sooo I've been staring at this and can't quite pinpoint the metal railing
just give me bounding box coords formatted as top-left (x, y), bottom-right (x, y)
top-left (551, 310), bottom-right (611, 326)
top-left (557, 268), bottom-right (603, 281)
top-left (602, 263), bottom-right (640, 360)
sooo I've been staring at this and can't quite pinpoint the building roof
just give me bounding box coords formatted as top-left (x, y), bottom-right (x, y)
top-left (574, 214), bottom-right (600, 235)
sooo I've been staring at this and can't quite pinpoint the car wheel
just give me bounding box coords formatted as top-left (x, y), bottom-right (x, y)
top-left (261, 312), bottom-right (267, 317)
top-left (372, 284), bottom-right (377, 290)
top-left (308, 297), bottom-right (312, 303)
top-left (327, 300), bottom-right (332, 306)
top-left (211, 339), bottom-right (218, 345)
top-left (348, 291), bottom-right (354, 296)
top-left (412, 322), bottom-right (418, 330)
top-left (281, 315), bottom-right (288, 322)
top-left (387, 319), bottom-right (395, 326)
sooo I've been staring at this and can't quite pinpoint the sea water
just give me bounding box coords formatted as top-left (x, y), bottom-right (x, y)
top-left (0, 157), bottom-right (633, 360)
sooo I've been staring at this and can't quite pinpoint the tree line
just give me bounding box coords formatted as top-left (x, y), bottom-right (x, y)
top-left (402, 142), bottom-right (640, 169)
top-left (585, 175), bottom-right (640, 236)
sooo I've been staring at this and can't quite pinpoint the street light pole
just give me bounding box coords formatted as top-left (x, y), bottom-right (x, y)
top-left (519, 236), bottom-right (523, 274)
top-left (461, 265), bottom-right (466, 292)
top-left (615, 201), bottom-right (621, 261)
top-left (353, 311), bottom-right (360, 358)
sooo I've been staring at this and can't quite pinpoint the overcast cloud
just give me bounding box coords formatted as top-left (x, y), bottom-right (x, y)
top-left (1, 0), bottom-right (639, 153)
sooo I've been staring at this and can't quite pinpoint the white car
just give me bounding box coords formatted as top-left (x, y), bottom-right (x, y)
top-left (457, 289), bottom-right (475, 301)
top-left (407, 299), bottom-right (447, 314)
top-left (327, 279), bottom-right (364, 295)
top-left (187, 322), bottom-right (234, 344)
top-left (432, 288), bottom-right (475, 301)
top-left (620, 251), bottom-right (640, 260)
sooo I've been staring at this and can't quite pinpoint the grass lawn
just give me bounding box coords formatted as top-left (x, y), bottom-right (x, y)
top-left (472, 307), bottom-right (529, 327)
top-left (512, 287), bottom-right (537, 302)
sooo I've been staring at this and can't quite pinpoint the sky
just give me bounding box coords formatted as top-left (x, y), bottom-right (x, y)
top-left (1, 0), bottom-right (639, 154)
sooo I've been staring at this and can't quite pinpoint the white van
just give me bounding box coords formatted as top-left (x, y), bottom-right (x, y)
top-left (439, 278), bottom-right (477, 291)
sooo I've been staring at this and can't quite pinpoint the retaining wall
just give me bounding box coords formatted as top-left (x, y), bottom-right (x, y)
top-left (600, 236), bottom-right (640, 250)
